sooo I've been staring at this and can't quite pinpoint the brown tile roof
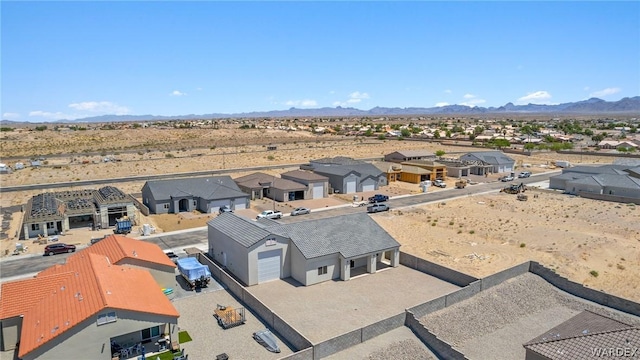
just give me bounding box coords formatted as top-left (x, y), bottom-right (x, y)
top-left (18, 253), bottom-right (179, 358)
top-left (280, 170), bottom-right (328, 182)
top-left (524, 310), bottom-right (638, 360)
top-left (234, 172), bottom-right (307, 191)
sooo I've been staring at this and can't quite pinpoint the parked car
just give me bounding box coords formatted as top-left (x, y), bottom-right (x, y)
top-left (256, 210), bottom-right (283, 220)
top-left (368, 194), bottom-right (389, 203)
top-left (432, 179), bottom-right (446, 188)
top-left (518, 171), bottom-right (531, 178)
top-left (44, 243), bottom-right (76, 256)
top-left (291, 207), bottom-right (311, 216)
top-left (219, 205), bottom-right (233, 214)
top-left (501, 175), bottom-right (515, 182)
top-left (367, 203), bottom-right (390, 213)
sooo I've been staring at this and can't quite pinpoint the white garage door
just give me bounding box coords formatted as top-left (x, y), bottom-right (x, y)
top-left (346, 180), bottom-right (356, 194)
top-left (312, 183), bottom-right (324, 199)
top-left (234, 200), bottom-right (246, 210)
top-left (209, 199), bottom-right (230, 213)
top-left (362, 184), bottom-right (375, 192)
top-left (258, 249), bottom-right (281, 283)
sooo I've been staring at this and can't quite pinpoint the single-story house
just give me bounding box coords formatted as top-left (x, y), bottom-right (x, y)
top-left (234, 172), bottom-right (308, 202)
top-left (400, 160), bottom-right (447, 180)
top-left (459, 151), bottom-right (515, 174)
top-left (523, 310), bottom-right (639, 360)
top-left (305, 157), bottom-right (387, 193)
top-left (436, 159), bottom-right (472, 178)
top-left (597, 140), bottom-right (639, 150)
top-left (22, 187), bottom-right (136, 240)
top-left (141, 176), bottom-right (249, 214)
top-left (207, 213), bottom-right (401, 286)
top-left (549, 165), bottom-right (640, 200)
top-left (384, 150), bottom-right (435, 163)
top-left (0, 242), bottom-right (179, 359)
top-left (372, 162), bottom-right (402, 183)
top-left (279, 170), bottom-right (329, 199)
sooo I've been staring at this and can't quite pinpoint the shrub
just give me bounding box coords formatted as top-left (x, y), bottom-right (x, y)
top-left (520, 243), bottom-right (526, 248)
top-left (267, 155), bottom-right (275, 161)
top-left (469, 230), bottom-right (475, 234)
top-left (165, 153), bottom-right (174, 158)
top-left (449, 221), bottom-right (454, 226)
top-left (589, 270), bottom-right (599, 277)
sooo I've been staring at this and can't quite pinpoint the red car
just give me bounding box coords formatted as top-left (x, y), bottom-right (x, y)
top-left (44, 243), bottom-right (76, 256)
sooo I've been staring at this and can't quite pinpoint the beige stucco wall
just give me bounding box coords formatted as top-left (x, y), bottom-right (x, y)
top-left (247, 235), bottom-right (290, 285)
top-left (0, 316), bottom-right (21, 351)
top-left (302, 253), bottom-right (340, 286)
top-left (21, 309), bottom-right (177, 360)
top-left (208, 225), bottom-right (251, 285)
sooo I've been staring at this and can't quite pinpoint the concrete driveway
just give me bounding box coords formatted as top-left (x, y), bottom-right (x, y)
top-left (246, 265), bottom-right (460, 343)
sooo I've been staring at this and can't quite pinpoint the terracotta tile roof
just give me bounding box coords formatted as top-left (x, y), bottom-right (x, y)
top-left (80, 234), bottom-right (176, 268)
top-left (0, 272), bottom-right (73, 319)
top-left (18, 252), bottom-right (178, 358)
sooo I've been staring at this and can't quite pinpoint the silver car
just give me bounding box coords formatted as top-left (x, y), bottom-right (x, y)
top-left (291, 207), bottom-right (311, 216)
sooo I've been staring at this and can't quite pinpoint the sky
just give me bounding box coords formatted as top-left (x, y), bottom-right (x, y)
top-left (2, 1), bottom-right (639, 122)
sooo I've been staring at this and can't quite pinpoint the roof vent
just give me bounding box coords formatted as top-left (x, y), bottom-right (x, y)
top-left (582, 329), bottom-right (589, 334)
top-left (60, 286), bottom-right (65, 291)
top-left (133, 250), bottom-right (138, 257)
top-left (106, 290), bottom-right (111, 295)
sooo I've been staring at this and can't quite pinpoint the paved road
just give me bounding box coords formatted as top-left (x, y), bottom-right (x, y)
top-left (0, 172), bottom-right (558, 280)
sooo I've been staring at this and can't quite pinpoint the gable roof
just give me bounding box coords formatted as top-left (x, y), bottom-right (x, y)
top-left (564, 165), bottom-right (631, 175)
top-left (234, 172), bottom-right (307, 191)
top-left (387, 150), bottom-right (435, 158)
top-left (269, 213), bottom-right (400, 259)
top-left (143, 176), bottom-right (247, 201)
top-left (523, 310), bottom-right (638, 360)
top-left (0, 273), bottom-right (73, 319)
top-left (311, 166), bottom-right (360, 177)
top-left (280, 170), bottom-right (329, 182)
top-left (596, 174), bottom-right (640, 189)
top-left (16, 253), bottom-right (179, 358)
top-left (207, 212), bottom-right (272, 247)
top-left (461, 151), bottom-right (515, 165)
top-left (567, 175), bottom-right (605, 187)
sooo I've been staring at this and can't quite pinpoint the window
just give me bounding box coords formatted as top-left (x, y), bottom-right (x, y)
top-left (47, 222), bottom-right (55, 229)
top-left (163, 204), bottom-right (170, 209)
top-left (97, 311), bottom-right (117, 325)
top-left (350, 260), bottom-right (355, 268)
top-left (193, 200), bottom-right (197, 206)
top-left (317, 266), bottom-right (327, 275)
top-left (31, 224), bottom-right (40, 231)
top-left (141, 326), bottom-right (161, 340)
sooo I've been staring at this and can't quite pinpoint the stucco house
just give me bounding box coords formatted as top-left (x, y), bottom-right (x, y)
top-left (0, 237), bottom-right (179, 360)
top-left (234, 172), bottom-right (309, 202)
top-left (304, 157), bottom-right (386, 194)
top-left (22, 186), bottom-right (136, 240)
top-left (459, 151), bottom-right (515, 174)
top-left (280, 170), bottom-right (329, 199)
top-left (141, 176), bottom-right (249, 214)
top-left (384, 150), bottom-right (435, 163)
top-left (549, 165), bottom-right (640, 200)
top-left (207, 213), bottom-right (401, 286)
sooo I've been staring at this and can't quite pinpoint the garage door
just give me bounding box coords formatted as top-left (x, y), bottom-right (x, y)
top-left (346, 180), bottom-right (356, 194)
top-left (258, 249), bottom-right (281, 283)
top-left (362, 184), bottom-right (375, 192)
top-left (312, 183), bottom-right (324, 199)
top-left (234, 200), bottom-right (246, 210)
top-left (209, 199), bottom-right (230, 213)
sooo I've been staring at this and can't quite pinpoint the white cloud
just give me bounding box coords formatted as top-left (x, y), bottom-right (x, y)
top-left (346, 91), bottom-right (370, 104)
top-left (2, 112), bottom-right (20, 119)
top-left (170, 90), bottom-right (187, 96)
top-left (517, 91), bottom-right (552, 104)
top-left (589, 87), bottom-right (621, 98)
top-left (68, 101), bottom-right (130, 115)
top-left (444, 89), bottom-right (452, 94)
top-left (463, 93), bottom-right (476, 99)
top-left (28, 111), bottom-right (68, 120)
top-left (284, 99), bottom-right (317, 107)
top-left (583, 86), bottom-right (590, 91)
top-left (435, 102), bottom-right (449, 107)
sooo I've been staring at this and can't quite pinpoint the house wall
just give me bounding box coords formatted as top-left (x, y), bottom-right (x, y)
top-left (565, 181), bottom-right (602, 195)
top-left (524, 349), bottom-right (548, 360)
top-left (399, 172), bottom-right (423, 184)
top-left (115, 259), bottom-right (176, 290)
top-left (97, 202), bottom-right (136, 228)
top-left (141, 184), bottom-right (159, 214)
top-left (377, 175), bottom-right (388, 187)
top-left (237, 184), bottom-right (262, 200)
top-left (301, 253), bottom-right (340, 286)
top-left (207, 226), bottom-right (251, 285)
top-left (311, 170), bottom-right (350, 194)
top-left (290, 243), bottom-right (309, 285)
top-left (280, 175), bottom-right (329, 199)
top-left (0, 316), bottom-right (21, 351)
top-left (247, 235), bottom-right (290, 286)
top-left (22, 309), bottom-right (177, 360)
top-left (359, 177), bottom-right (379, 191)
top-left (601, 185), bottom-right (640, 198)
top-left (548, 177), bottom-right (569, 190)
top-left (341, 173), bottom-right (359, 194)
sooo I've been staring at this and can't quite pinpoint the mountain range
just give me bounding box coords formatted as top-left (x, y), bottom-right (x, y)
top-left (3, 96), bottom-right (639, 124)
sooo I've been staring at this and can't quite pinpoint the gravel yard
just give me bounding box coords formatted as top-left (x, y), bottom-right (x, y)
top-left (172, 289), bottom-right (294, 359)
top-left (420, 273), bottom-right (640, 360)
top-left (324, 327), bottom-right (437, 360)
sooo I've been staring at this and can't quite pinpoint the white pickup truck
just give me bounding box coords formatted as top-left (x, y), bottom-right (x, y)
top-left (256, 210), bottom-right (283, 220)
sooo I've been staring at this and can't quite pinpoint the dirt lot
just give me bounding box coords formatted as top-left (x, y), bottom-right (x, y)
top-left (2, 127), bottom-right (637, 303)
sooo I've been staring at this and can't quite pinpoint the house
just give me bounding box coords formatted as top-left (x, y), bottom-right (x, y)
top-left (597, 140), bottom-right (639, 150)
top-left (141, 176), bottom-right (249, 214)
top-left (548, 165), bottom-right (640, 200)
top-left (384, 150), bottom-right (435, 163)
top-left (0, 238), bottom-right (179, 359)
top-left (372, 162), bottom-right (403, 183)
top-left (22, 187), bottom-right (136, 240)
top-left (207, 213), bottom-right (401, 286)
top-left (459, 151), bottom-right (515, 174)
top-left (436, 159), bottom-right (472, 178)
top-left (400, 160), bottom-right (448, 180)
top-left (279, 170), bottom-right (329, 199)
top-left (305, 157), bottom-right (386, 194)
top-left (523, 310), bottom-right (639, 360)
top-left (374, 162), bottom-right (431, 184)
top-left (234, 172), bottom-right (308, 202)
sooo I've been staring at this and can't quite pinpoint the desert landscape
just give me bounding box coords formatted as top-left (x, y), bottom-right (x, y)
top-left (1, 126), bottom-right (638, 302)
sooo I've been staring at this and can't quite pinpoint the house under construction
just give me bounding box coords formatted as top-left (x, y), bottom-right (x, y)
top-left (21, 186), bottom-right (136, 239)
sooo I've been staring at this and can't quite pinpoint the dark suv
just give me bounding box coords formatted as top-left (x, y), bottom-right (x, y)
top-left (368, 194), bottom-right (389, 203)
top-left (44, 243), bottom-right (76, 256)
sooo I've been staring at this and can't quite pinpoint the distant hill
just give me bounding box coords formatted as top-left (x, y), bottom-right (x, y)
top-left (2, 96), bottom-right (639, 124)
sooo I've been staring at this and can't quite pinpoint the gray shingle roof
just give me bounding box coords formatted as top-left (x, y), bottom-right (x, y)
top-left (462, 151), bottom-right (515, 165)
top-left (311, 156), bottom-right (364, 165)
top-left (280, 170), bottom-right (329, 182)
top-left (567, 176), bottom-right (605, 187)
top-left (596, 174), bottom-right (640, 189)
top-left (564, 164), bottom-right (631, 175)
top-left (268, 213), bottom-right (400, 259)
top-left (311, 166), bottom-right (360, 177)
top-left (145, 176), bottom-right (248, 200)
top-left (207, 213), bottom-right (272, 248)
top-left (524, 310), bottom-right (639, 360)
